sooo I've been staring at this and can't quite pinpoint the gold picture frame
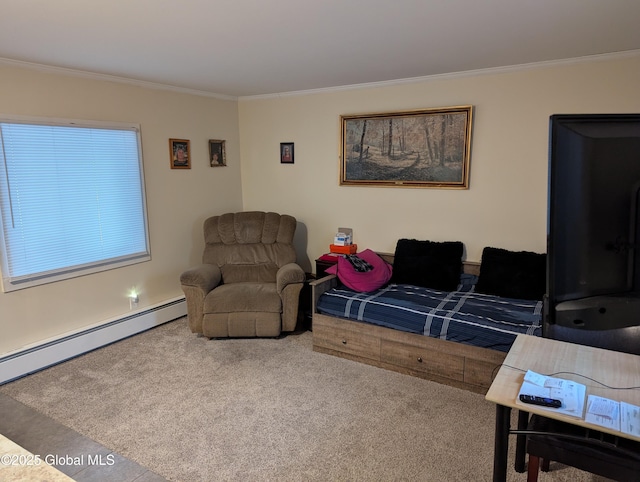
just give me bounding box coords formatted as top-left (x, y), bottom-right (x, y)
top-left (340, 105), bottom-right (473, 188)
top-left (169, 138), bottom-right (191, 169)
top-left (209, 139), bottom-right (226, 167)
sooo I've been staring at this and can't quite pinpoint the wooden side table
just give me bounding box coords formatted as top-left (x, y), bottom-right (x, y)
top-left (315, 256), bottom-right (339, 278)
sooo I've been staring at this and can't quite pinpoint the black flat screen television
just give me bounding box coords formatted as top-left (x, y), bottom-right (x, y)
top-left (547, 114), bottom-right (640, 330)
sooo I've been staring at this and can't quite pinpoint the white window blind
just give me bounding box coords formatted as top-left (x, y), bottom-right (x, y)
top-left (0, 118), bottom-right (150, 292)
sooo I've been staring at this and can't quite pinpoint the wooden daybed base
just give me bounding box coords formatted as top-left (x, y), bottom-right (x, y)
top-left (310, 256), bottom-right (506, 395)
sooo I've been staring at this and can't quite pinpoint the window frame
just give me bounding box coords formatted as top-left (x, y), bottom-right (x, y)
top-left (0, 115), bottom-right (151, 292)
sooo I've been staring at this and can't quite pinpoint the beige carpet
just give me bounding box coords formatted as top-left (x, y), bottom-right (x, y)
top-left (0, 318), bottom-right (609, 481)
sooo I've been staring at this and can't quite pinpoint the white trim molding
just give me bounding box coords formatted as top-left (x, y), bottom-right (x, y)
top-left (0, 296), bottom-right (186, 385)
top-left (0, 57), bottom-right (237, 101)
top-left (240, 49), bottom-right (640, 101)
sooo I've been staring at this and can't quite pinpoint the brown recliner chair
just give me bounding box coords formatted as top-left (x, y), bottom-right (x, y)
top-left (180, 211), bottom-right (306, 338)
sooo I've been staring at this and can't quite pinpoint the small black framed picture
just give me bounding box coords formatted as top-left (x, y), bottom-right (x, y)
top-left (280, 142), bottom-right (294, 164)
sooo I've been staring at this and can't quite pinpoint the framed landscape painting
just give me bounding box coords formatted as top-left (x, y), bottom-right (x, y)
top-left (340, 105), bottom-right (473, 188)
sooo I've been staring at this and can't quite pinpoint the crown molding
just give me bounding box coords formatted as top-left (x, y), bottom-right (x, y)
top-left (2, 49), bottom-right (639, 102)
top-left (0, 57), bottom-right (237, 101)
top-left (239, 49), bottom-right (640, 101)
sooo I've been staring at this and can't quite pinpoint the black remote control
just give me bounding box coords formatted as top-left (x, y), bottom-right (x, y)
top-left (519, 394), bottom-right (562, 408)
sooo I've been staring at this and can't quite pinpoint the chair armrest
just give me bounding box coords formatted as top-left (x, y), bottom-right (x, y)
top-left (180, 264), bottom-right (221, 334)
top-left (310, 274), bottom-right (338, 314)
top-left (180, 264), bottom-right (221, 293)
top-left (276, 262), bottom-right (305, 294)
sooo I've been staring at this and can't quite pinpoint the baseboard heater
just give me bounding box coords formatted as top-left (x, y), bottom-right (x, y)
top-left (0, 296), bottom-right (186, 385)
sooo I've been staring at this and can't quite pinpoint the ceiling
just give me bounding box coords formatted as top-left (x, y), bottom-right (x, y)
top-left (1, 0), bottom-right (639, 99)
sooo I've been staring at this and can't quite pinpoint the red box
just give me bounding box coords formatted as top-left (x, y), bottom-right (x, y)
top-left (329, 244), bottom-right (357, 255)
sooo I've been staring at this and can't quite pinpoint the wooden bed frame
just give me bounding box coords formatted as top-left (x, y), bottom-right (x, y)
top-left (310, 253), bottom-right (506, 394)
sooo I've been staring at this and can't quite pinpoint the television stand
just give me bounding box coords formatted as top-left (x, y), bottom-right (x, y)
top-left (554, 292), bottom-right (640, 330)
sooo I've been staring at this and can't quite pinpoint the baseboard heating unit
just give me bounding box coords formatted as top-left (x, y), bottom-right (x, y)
top-left (0, 296), bottom-right (186, 385)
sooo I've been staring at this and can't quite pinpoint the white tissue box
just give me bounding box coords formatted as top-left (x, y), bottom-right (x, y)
top-left (334, 232), bottom-right (352, 246)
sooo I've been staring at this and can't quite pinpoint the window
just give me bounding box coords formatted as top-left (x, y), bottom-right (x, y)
top-left (0, 117), bottom-right (150, 292)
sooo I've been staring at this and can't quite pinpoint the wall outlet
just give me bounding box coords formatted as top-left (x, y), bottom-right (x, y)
top-left (130, 295), bottom-right (139, 310)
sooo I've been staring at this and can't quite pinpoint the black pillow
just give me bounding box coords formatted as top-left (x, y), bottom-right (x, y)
top-left (391, 239), bottom-right (463, 291)
top-left (475, 247), bottom-right (546, 300)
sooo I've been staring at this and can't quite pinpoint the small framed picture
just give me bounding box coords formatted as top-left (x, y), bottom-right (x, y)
top-left (280, 142), bottom-right (294, 164)
top-left (169, 139), bottom-right (190, 169)
top-left (209, 139), bottom-right (226, 167)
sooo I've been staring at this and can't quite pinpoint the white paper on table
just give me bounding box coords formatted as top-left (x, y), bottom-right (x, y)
top-left (517, 370), bottom-right (586, 418)
top-left (585, 395), bottom-right (620, 431)
top-left (621, 401), bottom-right (640, 437)
top-left (523, 370), bottom-right (548, 387)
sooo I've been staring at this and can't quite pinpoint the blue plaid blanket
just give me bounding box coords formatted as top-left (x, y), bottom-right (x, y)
top-left (316, 276), bottom-right (542, 352)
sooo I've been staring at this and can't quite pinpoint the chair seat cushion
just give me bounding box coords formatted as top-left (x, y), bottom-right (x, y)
top-left (527, 414), bottom-right (640, 479)
top-left (204, 283), bottom-right (282, 313)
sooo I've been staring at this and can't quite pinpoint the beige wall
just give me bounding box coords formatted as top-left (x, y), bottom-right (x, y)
top-left (0, 65), bottom-right (244, 354)
top-left (238, 54), bottom-right (640, 273)
top-left (2, 53), bottom-right (639, 356)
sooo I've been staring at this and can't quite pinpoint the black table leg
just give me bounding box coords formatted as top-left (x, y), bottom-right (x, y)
top-left (493, 404), bottom-right (511, 482)
top-left (515, 410), bottom-right (529, 472)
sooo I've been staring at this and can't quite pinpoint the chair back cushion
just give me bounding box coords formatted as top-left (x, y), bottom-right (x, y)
top-left (221, 263), bottom-right (279, 284)
top-left (202, 212), bottom-right (297, 283)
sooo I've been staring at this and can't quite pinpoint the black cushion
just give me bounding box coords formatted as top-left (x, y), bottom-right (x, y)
top-left (391, 239), bottom-right (463, 291)
top-left (475, 247), bottom-right (546, 300)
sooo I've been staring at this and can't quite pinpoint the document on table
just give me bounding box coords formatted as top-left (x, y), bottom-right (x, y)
top-left (585, 395), bottom-right (640, 437)
top-left (621, 402), bottom-right (640, 437)
top-left (516, 370), bottom-right (586, 418)
top-left (585, 395), bottom-right (620, 431)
